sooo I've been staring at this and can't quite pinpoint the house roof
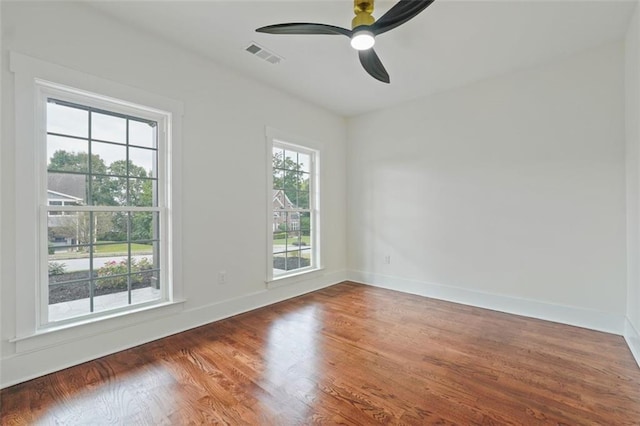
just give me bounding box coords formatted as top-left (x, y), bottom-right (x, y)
top-left (47, 190), bottom-right (83, 203)
top-left (48, 174), bottom-right (87, 202)
top-left (273, 189), bottom-right (295, 209)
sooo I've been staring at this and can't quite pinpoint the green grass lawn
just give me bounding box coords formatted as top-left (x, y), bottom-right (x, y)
top-left (94, 242), bottom-right (153, 254)
top-left (49, 242), bottom-right (154, 260)
top-left (273, 235), bottom-right (311, 246)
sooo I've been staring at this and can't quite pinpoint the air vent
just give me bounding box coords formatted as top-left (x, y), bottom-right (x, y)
top-left (245, 43), bottom-right (283, 65)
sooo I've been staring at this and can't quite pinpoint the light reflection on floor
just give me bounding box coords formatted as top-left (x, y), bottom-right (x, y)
top-left (259, 304), bottom-right (324, 421)
top-left (32, 362), bottom-right (176, 424)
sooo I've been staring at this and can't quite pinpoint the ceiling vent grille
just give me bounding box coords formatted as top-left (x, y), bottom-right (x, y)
top-left (245, 43), bottom-right (283, 65)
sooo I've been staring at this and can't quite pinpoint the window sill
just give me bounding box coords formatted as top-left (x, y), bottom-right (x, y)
top-left (266, 267), bottom-right (325, 289)
top-left (10, 299), bottom-right (186, 353)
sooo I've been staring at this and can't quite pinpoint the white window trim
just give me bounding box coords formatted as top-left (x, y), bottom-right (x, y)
top-left (10, 52), bottom-right (185, 351)
top-left (265, 127), bottom-right (322, 286)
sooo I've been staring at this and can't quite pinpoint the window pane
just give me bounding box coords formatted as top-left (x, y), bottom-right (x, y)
top-left (96, 211), bottom-right (128, 243)
top-left (297, 191), bottom-right (310, 209)
top-left (273, 169), bottom-right (284, 191)
top-left (300, 212), bottom-right (311, 235)
top-left (91, 176), bottom-right (124, 206)
top-left (272, 147), bottom-right (284, 169)
top-left (48, 173), bottom-right (88, 204)
top-left (48, 261), bottom-right (93, 286)
top-left (299, 248), bottom-right (312, 267)
top-left (131, 212), bottom-right (158, 242)
top-left (92, 112), bottom-right (126, 144)
top-left (282, 170), bottom-right (298, 199)
top-left (131, 272), bottom-right (162, 304)
top-left (48, 211), bottom-right (90, 248)
top-left (284, 150), bottom-right (297, 170)
top-left (277, 211), bottom-right (289, 232)
top-left (47, 102), bottom-right (88, 138)
top-left (287, 231), bottom-right (301, 248)
top-left (48, 281), bottom-right (91, 322)
top-left (129, 178), bottom-right (155, 207)
top-left (298, 152), bottom-right (311, 173)
top-left (285, 251), bottom-right (302, 271)
top-left (273, 253), bottom-right (287, 273)
top-left (92, 141), bottom-right (126, 174)
top-left (47, 136), bottom-right (89, 173)
top-left (94, 243), bottom-right (131, 258)
top-left (129, 147), bottom-right (156, 178)
top-left (300, 172), bottom-right (310, 190)
top-left (94, 251), bottom-right (129, 281)
top-left (130, 258), bottom-right (155, 283)
top-left (273, 228), bottom-right (286, 254)
top-left (129, 120), bottom-right (156, 148)
top-left (93, 275), bottom-right (129, 313)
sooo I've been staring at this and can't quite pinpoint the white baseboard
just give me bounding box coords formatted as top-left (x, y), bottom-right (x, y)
top-left (624, 317), bottom-right (640, 368)
top-left (0, 269), bottom-right (347, 389)
top-left (348, 270), bottom-right (625, 335)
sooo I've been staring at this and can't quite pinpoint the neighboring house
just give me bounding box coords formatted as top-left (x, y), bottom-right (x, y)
top-left (272, 189), bottom-right (300, 232)
top-left (47, 189), bottom-right (83, 247)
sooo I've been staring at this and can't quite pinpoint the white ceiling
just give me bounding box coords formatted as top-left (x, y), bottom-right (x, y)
top-left (87, 0), bottom-right (636, 117)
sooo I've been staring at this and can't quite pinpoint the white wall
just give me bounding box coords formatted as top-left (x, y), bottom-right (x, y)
top-left (0, 2), bottom-right (347, 387)
top-left (625, 1), bottom-right (640, 366)
top-left (347, 42), bottom-right (627, 333)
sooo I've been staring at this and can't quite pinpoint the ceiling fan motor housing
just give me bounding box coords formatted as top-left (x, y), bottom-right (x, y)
top-left (352, 0), bottom-right (375, 29)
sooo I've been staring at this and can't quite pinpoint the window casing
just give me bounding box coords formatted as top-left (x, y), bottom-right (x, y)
top-left (268, 137), bottom-right (320, 281)
top-left (11, 52), bottom-right (184, 349)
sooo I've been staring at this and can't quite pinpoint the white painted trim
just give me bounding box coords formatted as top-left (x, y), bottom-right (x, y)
top-left (624, 317), bottom-right (640, 368)
top-left (10, 52), bottom-right (184, 115)
top-left (266, 267), bottom-right (326, 289)
top-left (10, 300), bottom-right (186, 352)
top-left (9, 51), bottom-right (185, 344)
top-left (348, 270), bottom-right (625, 335)
top-left (0, 269), bottom-right (347, 389)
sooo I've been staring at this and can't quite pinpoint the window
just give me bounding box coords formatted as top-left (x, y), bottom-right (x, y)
top-left (42, 92), bottom-right (169, 325)
top-left (39, 86), bottom-right (171, 325)
top-left (269, 136), bottom-right (320, 281)
top-left (11, 52), bottom-right (183, 347)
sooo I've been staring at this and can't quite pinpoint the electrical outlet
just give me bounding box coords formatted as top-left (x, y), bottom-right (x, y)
top-left (218, 270), bottom-right (227, 285)
top-left (384, 255), bottom-right (391, 264)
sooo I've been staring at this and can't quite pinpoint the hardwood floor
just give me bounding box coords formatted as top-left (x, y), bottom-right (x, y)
top-left (2, 281), bottom-right (640, 425)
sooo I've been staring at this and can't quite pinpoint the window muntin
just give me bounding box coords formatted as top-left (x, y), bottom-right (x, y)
top-left (44, 95), bottom-right (166, 325)
top-left (271, 142), bottom-right (318, 279)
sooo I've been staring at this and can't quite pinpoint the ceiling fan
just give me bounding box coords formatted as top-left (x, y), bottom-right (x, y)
top-left (256, 0), bottom-right (436, 84)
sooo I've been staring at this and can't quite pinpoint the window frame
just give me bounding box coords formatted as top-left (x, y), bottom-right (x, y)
top-left (10, 52), bottom-right (185, 349)
top-left (36, 83), bottom-right (170, 327)
top-left (266, 128), bottom-right (322, 284)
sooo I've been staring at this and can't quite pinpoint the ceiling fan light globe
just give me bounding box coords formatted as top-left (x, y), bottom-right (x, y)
top-left (350, 31), bottom-right (375, 50)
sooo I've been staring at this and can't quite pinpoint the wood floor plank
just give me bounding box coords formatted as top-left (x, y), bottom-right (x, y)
top-left (2, 281), bottom-right (640, 425)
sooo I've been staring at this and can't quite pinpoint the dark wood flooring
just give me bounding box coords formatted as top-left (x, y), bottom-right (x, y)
top-left (2, 281), bottom-right (640, 425)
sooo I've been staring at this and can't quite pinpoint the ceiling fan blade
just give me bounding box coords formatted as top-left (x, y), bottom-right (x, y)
top-left (372, 0), bottom-right (435, 36)
top-left (256, 23), bottom-right (352, 37)
top-left (359, 49), bottom-right (390, 84)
